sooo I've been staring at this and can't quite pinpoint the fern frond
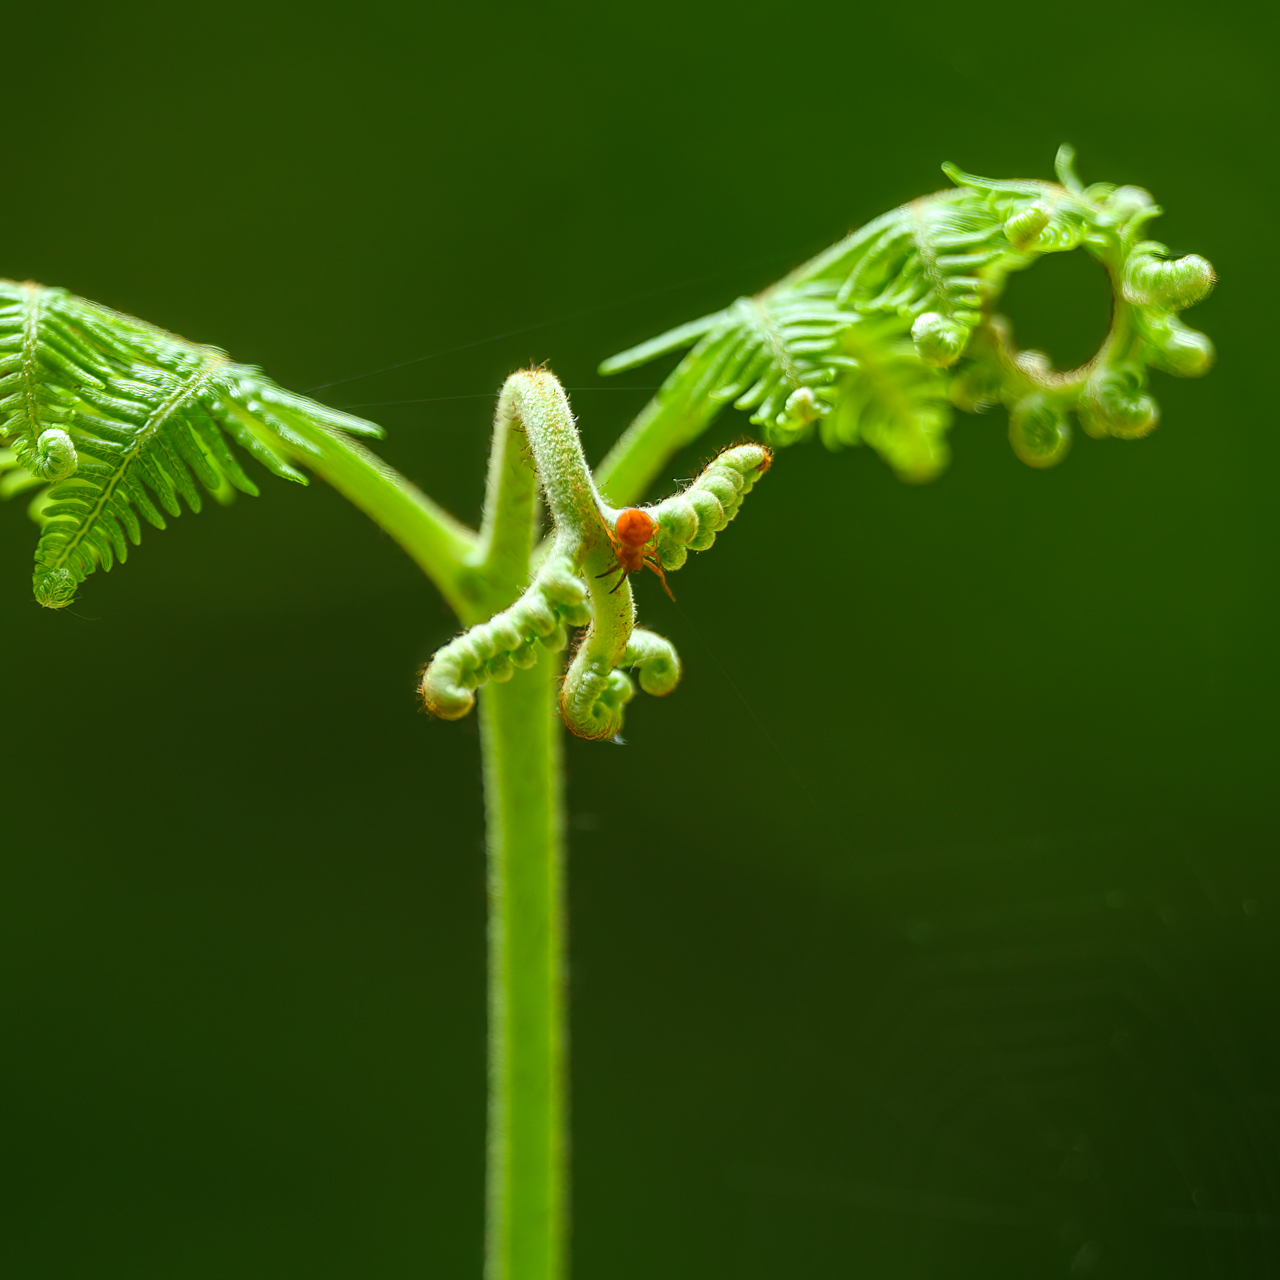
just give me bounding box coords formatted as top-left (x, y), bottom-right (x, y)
top-left (600, 149), bottom-right (1216, 491)
top-left (419, 372), bottom-right (771, 741)
top-left (821, 318), bottom-right (953, 481)
top-left (604, 282), bottom-right (953, 479)
top-left (628, 287), bottom-right (855, 437)
top-left (0, 279), bottom-right (382, 608)
top-left (0, 284), bottom-right (115, 482)
top-left (837, 199), bottom-right (1000, 321)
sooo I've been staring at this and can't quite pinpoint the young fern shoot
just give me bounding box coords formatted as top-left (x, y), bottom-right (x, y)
top-left (597, 145), bottom-right (1215, 501)
top-left (419, 373), bottom-right (769, 741)
top-left (0, 147), bottom-right (1214, 1280)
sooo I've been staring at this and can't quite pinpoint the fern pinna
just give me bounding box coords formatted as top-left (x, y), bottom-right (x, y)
top-left (595, 146), bottom-right (1215, 500)
top-left (0, 279), bottom-right (381, 608)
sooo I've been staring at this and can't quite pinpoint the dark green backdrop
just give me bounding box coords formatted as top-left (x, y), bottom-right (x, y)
top-left (2, 2), bottom-right (1276, 1276)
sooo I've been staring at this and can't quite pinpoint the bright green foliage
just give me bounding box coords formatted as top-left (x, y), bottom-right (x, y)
top-left (422, 554), bottom-right (595, 721)
top-left (602, 146), bottom-right (1215, 482)
top-left (418, 370), bottom-right (770, 742)
top-left (646, 444), bottom-right (772, 571)
top-left (0, 279), bottom-right (381, 607)
top-left (412, 370), bottom-right (768, 1280)
top-left (558, 443), bottom-right (769, 741)
top-left (0, 151), bottom-right (1219, 1280)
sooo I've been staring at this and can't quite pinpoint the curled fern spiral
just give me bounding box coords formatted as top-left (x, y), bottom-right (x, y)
top-left (422, 554), bottom-right (595, 721)
top-left (34, 427), bottom-right (77, 482)
top-left (598, 146), bottom-right (1215, 491)
top-left (418, 370), bottom-right (771, 740)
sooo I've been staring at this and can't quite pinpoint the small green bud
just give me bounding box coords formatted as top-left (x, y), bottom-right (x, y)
top-left (1105, 185), bottom-right (1156, 224)
top-left (34, 428), bottom-right (78, 482)
top-left (623, 628), bottom-right (682, 697)
top-left (658, 542), bottom-right (689, 572)
top-left (1149, 317), bottom-right (1215, 378)
top-left (1004, 202), bottom-right (1051, 250)
top-left (1124, 251), bottom-right (1216, 310)
top-left (1008, 396), bottom-right (1071, 468)
top-left (486, 650), bottom-right (515, 682)
top-left (911, 312), bottom-right (967, 367)
top-left (34, 567), bottom-right (76, 609)
top-left (780, 386), bottom-right (825, 430)
top-left (1079, 369), bottom-right (1160, 440)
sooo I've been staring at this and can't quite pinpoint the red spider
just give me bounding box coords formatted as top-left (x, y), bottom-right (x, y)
top-left (596, 507), bottom-right (674, 600)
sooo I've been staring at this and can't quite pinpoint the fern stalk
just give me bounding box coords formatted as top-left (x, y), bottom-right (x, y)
top-left (481, 653), bottom-right (568, 1280)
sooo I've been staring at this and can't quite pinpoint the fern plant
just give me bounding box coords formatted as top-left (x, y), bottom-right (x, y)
top-left (596, 145), bottom-right (1213, 497)
top-left (1, 147), bottom-right (1213, 1280)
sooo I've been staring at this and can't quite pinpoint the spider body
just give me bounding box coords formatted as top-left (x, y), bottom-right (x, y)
top-left (597, 507), bottom-right (674, 600)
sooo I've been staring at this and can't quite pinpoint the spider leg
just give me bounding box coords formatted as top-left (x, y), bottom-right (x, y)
top-left (644, 555), bottom-right (675, 601)
top-left (595, 561), bottom-right (630, 594)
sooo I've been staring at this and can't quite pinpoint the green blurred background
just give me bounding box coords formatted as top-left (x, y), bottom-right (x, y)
top-left (2, 1), bottom-right (1276, 1276)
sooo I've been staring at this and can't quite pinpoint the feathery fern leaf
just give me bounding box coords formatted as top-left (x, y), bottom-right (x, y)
top-left (0, 279), bottom-right (381, 608)
top-left (601, 148), bottom-right (1215, 485)
top-left (0, 284), bottom-right (117, 482)
top-left (605, 278), bottom-right (955, 479)
top-left (820, 317), bottom-right (953, 481)
top-left (602, 197), bottom-right (1007, 481)
top-left (605, 283), bottom-right (858, 438)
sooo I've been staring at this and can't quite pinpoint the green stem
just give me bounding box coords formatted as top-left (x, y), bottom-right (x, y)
top-left (280, 374), bottom-right (588, 1279)
top-left (480, 651), bottom-right (568, 1280)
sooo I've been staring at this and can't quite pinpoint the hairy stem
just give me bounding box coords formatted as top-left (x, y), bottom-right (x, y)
top-left (475, 383), bottom-right (540, 585)
top-left (281, 386), bottom-right (576, 1279)
top-left (471, 371), bottom-right (584, 1280)
top-left (502, 369), bottom-right (604, 549)
top-left (480, 650), bottom-right (568, 1280)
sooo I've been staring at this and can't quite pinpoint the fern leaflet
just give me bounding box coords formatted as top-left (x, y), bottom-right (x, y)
top-left (0, 279), bottom-right (381, 607)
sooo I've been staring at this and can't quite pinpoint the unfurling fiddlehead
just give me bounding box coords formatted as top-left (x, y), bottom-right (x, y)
top-left (596, 146), bottom-right (1214, 499)
top-left (419, 369), bottom-right (770, 740)
top-left (420, 554), bottom-right (595, 720)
